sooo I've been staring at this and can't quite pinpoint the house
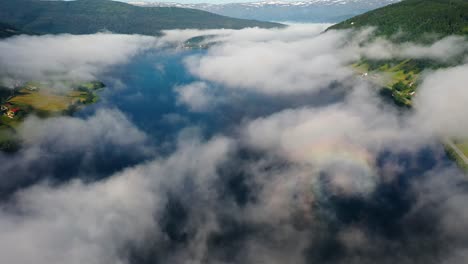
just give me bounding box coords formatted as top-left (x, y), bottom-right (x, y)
top-left (7, 108), bottom-right (20, 118)
top-left (26, 85), bottom-right (38, 91)
top-left (1, 103), bottom-right (12, 112)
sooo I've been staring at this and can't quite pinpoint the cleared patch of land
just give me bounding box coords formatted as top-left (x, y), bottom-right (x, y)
top-left (445, 139), bottom-right (468, 171)
top-left (353, 59), bottom-right (422, 106)
top-left (455, 141), bottom-right (468, 158)
top-left (0, 81), bottom-right (104, 151)
top-left (10, 89), bottom-right (73, 112)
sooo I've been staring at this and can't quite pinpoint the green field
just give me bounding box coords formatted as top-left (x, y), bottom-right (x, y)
top-left (445, 144), bottom-right (468, 171)
top-left (0, 81), bottom-right (104, 151)
top-left (454, 140), bottom-right (468, 158)
top-left (9, 89), bottom-right (74, 112)
top-left (353, 59), bottom-right (423, 106)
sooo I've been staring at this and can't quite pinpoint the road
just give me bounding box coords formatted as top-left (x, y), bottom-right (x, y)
top-left (444, 139), bottom-right (468, 165)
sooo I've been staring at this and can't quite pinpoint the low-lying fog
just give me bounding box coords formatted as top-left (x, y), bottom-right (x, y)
top-left (1, 24), bottom-right (468, 264)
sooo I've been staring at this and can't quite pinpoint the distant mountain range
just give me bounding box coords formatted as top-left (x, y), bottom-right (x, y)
top-left (129, 0), bottom-right (400, 23)
top-left (0, 0), bottom-right (281, 37)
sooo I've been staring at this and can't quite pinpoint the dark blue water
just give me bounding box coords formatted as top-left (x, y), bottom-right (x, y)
top-left (79, 49), bottom-right (350, 153)
top-left (78, 50), bottom-right (201, 149)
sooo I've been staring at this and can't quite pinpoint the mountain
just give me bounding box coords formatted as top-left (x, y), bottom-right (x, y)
top-left (329, 0), bottom-right (468, 41)
top-left (0, 0), bottom-right (282, 36)
top-left (0, 22), bottom-right (26, 39)
top-left (129, 0), bottom-right (400, 23)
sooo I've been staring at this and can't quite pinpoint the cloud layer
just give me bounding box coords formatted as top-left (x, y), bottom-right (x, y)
top-left (0, 34), bottom-right (159, 86)
top-left (1, 24), bottom-right (468, 264)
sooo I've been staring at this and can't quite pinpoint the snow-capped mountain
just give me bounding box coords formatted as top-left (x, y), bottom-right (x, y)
top-left (128, 0), bottom-right (400, 23)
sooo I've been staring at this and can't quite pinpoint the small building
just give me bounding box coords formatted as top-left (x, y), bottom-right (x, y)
top-left (7, 108), bottom-right (20, 118)
top-left (26, 85), bottom-right (38, 91)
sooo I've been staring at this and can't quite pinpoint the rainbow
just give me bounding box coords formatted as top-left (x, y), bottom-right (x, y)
top-left (286, 139), bottom-right (378, 197)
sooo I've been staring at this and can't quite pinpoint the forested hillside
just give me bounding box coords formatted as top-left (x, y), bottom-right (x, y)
top-left (0, 0), bottom-right (282, 35)
top-left (329, 0), bottom-right (468, 41)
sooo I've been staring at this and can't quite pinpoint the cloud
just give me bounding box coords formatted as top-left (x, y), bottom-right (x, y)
top-left (0, 33), bottom-right (157, 87)
top-left (183, 25), bottom-right (468, 97)
top-left (0, 109), bottom-right (153, 194)
top-left (359, 35), bottom-right (468, 62)
top-left (0, 134), bottom-right (233, 264)
top-left (242, 83), bottom-right (421, 156)
top-left (2, 24), bottom-right (468, 264)
top-left (240, 86), bottom-right (396, 197)
top-left (161, 23), bottom-right (330, 46)
top-left (413, 63), bottom-right (468, 138)
top-left (20, 109), bottom-right (148, 151)
top-left (175, 82), bottom-right (215, 111)
top-left (184, 25), bottom-right (355, 95)
top-left (0, 172), bottom-right (158, 264)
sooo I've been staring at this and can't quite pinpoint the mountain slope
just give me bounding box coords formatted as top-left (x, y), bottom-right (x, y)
top-left (0, 22), bottom-right (26, 38)
top-left (329, 0), bottom-right (468, 41)
top-left (327, 0), bottom-right (468, 107)
top-left (0, 0), bottom-right (282, 36)
top-left (130, 0), bottom-right (400, 23)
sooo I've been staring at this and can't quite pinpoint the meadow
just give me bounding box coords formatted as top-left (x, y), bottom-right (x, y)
top-left (0, 81), bottom-right (104, 151)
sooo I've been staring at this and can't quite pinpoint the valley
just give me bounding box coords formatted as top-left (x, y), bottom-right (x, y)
top-left (1, 1), bottom-right (468, 263)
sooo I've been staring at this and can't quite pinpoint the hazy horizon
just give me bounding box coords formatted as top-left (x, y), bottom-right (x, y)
top-left (119, 0), bottom-right (354, 5)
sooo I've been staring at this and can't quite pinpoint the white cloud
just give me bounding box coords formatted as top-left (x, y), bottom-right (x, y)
top-left (413, 63), bottom-right (468, 138)
top-left (360, 35), bottom-right (468, 61)
top-left (0, 33), bottom-right (157, 86)
top-left (175, 82), bottom-right (214, 111)
top-left (183, 25), bottom-right (468, 97)
top-left (2, 25), bottom-right (468, 264)
top-left (185, 26), bottom-right (354, 95)
top-left (0, 172), bottom-right (158, 264)
top-left (0, 134), bottom-right (233, 264)
top-left (20, 109), bottom-right (149, 151)
top-left (0, 109), bottom-right (152, 193)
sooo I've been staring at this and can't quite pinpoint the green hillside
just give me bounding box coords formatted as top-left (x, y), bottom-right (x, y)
top-left (328, 0), bottom-right (468, 169)
top-left (329, 0), bottom-right (468, 41)
top-left (0, 0), bottom-right (282, 36)
top-left (326, 0), bottom-right (468, 107)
